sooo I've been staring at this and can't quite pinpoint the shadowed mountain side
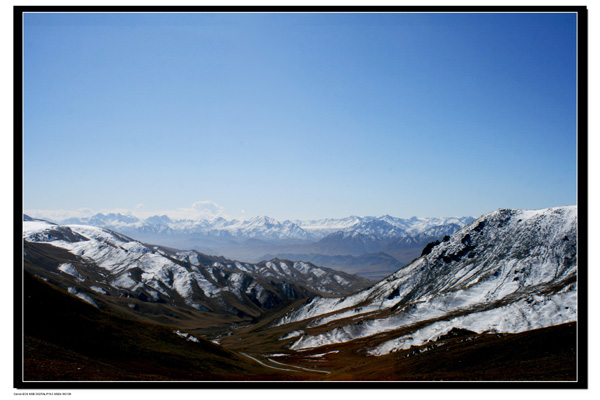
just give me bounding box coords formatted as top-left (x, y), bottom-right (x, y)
top-left (317, 323), bottom-right (577, 381)
top-left (22, 272), bottom-right (314, 381)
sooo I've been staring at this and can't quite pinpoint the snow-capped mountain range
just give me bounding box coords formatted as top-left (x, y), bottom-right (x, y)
top-left (51, 213), bottom-right (474, 243)
top-left (272, 206), bottom-right (577, 356)
top-left (35, 213), bottom-right (474, 280)
top-left (23, 216), bottom-right (370, 320)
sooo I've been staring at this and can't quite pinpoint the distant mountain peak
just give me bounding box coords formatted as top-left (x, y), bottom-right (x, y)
top-left (33, 211), bottom-right (476, 262)
top-left (144, 215), bottom-right (172, 225)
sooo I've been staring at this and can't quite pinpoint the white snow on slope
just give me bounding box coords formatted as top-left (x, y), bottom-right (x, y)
top-left (24, 221), bottom-right (221, 305)
top-left (23, 219), bottom-right (56, 233)
top-left (24, 218), bottom-right (366, 314)
top-left (368, 288), bottom-right (577, 356)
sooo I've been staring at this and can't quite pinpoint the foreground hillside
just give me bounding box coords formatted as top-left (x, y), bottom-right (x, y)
top-left (22, 271), bottom-right (309, 381)
top-left (22, 271), bottom-right (576, 382)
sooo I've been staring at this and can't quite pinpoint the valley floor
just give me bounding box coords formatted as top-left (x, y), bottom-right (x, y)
top-left (258, 322), bottom-right (578, 381)
top-left (21, 268), bottom-right (578, 383)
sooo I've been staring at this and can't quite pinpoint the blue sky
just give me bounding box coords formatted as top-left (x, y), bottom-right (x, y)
top-left (22, 12), bottom-right (578, 221)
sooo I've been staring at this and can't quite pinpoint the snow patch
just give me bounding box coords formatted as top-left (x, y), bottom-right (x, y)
top-left (58, 263), bottom-right (84, 281)
top-left (90, 286), bottom-right (108, 295)
top-left (279, 330), bottom-right (305, 340)
top-left (67, 287), bottom-right (98, 308)
top-left (173, 329), bottom-right (201, 343)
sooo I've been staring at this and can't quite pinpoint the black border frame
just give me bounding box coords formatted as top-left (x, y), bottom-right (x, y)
top-left (14, 5), bottom-right (588, 390)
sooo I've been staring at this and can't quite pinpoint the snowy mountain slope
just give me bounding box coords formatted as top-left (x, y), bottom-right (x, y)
top-left (23, 218), bottom-right (370, 319)
top-left (272, 206), bottom-right (577, 354)
top-left (294, 215), bottom-right (473, 238)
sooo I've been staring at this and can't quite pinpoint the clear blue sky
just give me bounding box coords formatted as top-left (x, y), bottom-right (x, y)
top-left (22, 12), bottom-right (578, 221)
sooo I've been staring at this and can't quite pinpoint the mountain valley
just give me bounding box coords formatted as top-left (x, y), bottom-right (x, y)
top-left (19, 206), bottom-right (580, 383)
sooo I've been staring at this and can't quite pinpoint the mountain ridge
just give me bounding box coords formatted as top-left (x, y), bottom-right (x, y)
top-left (23, 217), bottom-right (371, 328)
top-left (269, 206), bottom-right (577, 354)
top-left (32, 212), bottom-right (474, 280)
top-left (35, 212), bottom-right (474, 242)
